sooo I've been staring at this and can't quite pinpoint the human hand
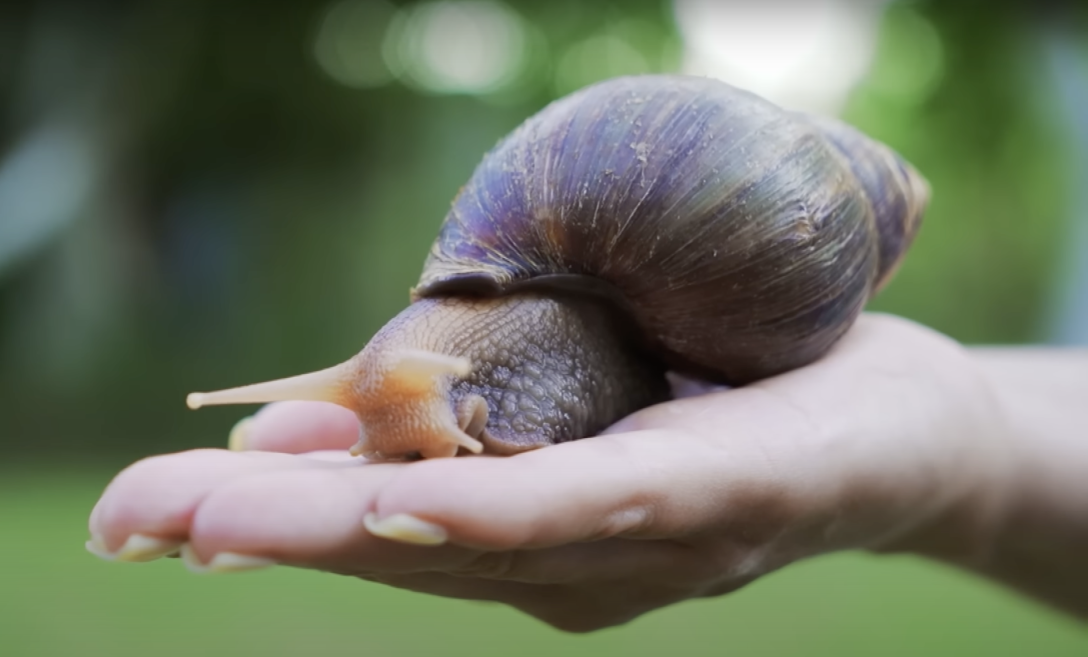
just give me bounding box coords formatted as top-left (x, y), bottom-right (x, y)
top-left (86, 314), bottom-right (1013, 632)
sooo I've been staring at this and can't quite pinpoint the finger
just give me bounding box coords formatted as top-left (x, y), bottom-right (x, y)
top-left (182, 459), bottom-right (731, 583)
top-left (234, 401), bottom-right (360, 454)
top-left (88, 449), bottom-right (362, 554)
top-left (185, 464), bottom-right (488, 573)
top-left (297, 450), bottom-right (360, 462)
top-left (366, 428), bottom-right (785, 551)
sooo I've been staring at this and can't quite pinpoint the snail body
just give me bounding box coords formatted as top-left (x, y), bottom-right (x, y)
top-left (187, 75), bottom-right (929, 460)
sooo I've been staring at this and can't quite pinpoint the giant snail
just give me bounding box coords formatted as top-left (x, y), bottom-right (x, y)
top-left (186, 75), bottom-right (928, 460)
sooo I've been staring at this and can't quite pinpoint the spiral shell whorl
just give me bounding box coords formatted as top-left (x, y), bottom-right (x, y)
top-left (415, 75), bottom-right (927, 384)
top-left (806, 114), bottom-right (929, 290)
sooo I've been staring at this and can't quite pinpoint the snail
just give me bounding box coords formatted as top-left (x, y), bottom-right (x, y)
top-left (186, 75), bottom-right (928, 460)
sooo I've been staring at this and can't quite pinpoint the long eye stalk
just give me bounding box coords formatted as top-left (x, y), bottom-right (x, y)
top-left (186, 363), bottom-right (354, 410)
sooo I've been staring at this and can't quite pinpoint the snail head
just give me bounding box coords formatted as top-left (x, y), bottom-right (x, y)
top-left (186, 342), bottom-right (484, 460)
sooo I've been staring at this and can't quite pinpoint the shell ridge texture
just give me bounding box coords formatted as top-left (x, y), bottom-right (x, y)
top-left (417, 74), bottom-right (927, 385)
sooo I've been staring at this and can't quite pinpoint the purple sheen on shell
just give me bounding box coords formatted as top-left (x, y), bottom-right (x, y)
top-left (805, 114), bottom-right (929, 291)
top-left (413, 75), bottom-right (928, 385)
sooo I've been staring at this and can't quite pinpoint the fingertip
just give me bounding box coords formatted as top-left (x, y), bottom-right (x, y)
top-left (88, 449), bottom-right (338, 554)
top-left (88, 450), bottom-right (229, 550)
top-left (227, 416), bottom-right (254, 452)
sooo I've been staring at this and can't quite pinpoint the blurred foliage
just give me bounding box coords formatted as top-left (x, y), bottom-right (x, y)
top-left (1, 0), bottom-right (1083, 461)
top-left (853, 1), bottom-right (1077, 342)
top-left (0, 0), bottom-right (685, 461)
top-left (0, 0), bottom-right (1086, 651)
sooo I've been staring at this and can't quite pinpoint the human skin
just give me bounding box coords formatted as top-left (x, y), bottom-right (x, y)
top-left (86, 314), bottom-right (1088, 631)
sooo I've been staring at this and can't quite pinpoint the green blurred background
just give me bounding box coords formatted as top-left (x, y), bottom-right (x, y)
top-left (1, 0), bottom-right (1086, 654)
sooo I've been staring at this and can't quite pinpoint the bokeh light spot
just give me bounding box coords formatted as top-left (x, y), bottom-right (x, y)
top-left (313, 0), bottom-right (399, 89)
top-left (386, 1), bottom-right (529, 96)
top-left (673, 0), bottom-right (886, 113)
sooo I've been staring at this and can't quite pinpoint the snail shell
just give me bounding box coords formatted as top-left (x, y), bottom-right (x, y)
top-left (187, 75), bottom-right (928, 460)
top-left (415, 75), bottom-right (928, 384)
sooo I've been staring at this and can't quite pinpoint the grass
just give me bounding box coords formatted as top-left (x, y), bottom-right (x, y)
top-left (1, 467), bottom-right (1084, 657)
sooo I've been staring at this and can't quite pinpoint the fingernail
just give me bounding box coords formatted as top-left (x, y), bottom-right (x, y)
top-left (363, 512), bottom-right (447, 546)
top-left (228, 416), bottom-right (255, 452)
top-left (180, 543), bottom-right (276, 574)
top-left (85, 533), bottom-right (183, 563)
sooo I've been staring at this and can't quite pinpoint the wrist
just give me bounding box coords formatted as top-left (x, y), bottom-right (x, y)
top-left (870, 344), bottom-right (1021, 567)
